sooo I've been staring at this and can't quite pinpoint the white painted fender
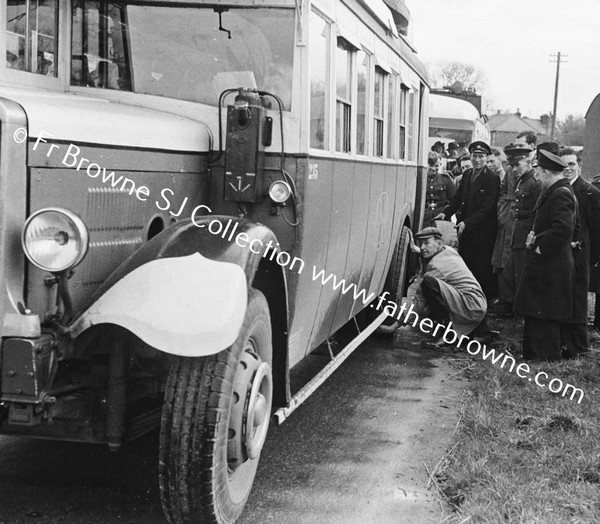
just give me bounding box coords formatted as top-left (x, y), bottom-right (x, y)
top-left (70, 253), bottom-right (247, 356)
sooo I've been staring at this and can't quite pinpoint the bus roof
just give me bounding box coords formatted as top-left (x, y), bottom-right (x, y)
top-left (429, 94), bottom-right (481, 121)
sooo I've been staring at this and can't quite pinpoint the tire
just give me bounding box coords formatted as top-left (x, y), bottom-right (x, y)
top-left (159, 288), bottom-right (273, 524)
top-left (384, 225), bottom-right (411, 307)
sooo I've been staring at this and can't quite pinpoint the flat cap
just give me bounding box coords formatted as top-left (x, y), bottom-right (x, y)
top-left (537, 149), bottom-right (567, 172)
top-left (537, 141), bottom-right (560, 155)
top-left (504, 143), bottom-right (532, 165)
top-left (468, 140), bottom-right (492, 155)
top-left (415, 227), bottom-right (443, 241)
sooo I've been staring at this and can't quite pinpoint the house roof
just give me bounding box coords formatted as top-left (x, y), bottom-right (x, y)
top-left (488, 113), bottom-right (542, 134)
top-left (522, 117), bottom-right (546, 135)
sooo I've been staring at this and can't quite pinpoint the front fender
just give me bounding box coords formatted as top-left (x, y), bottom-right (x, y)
top-left (69, 217), bottom-right (279, 356)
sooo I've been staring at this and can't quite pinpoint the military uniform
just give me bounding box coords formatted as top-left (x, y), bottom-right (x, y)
top-left (441, 142), bottom-right (500, 299)
top-left (515, 154), bottom-right (576, 361)
top-left (423, 171), bottom-right (456, 227)
top-left (500, 169), bottom-right (541, 304)
top-left (491, 166), bottom-right (517, 272)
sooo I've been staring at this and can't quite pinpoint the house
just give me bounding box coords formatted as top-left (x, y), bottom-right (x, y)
top-left (488, 111), bottom-right (552, 147)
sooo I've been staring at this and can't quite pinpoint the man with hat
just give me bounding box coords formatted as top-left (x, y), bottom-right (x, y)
top-left (491, 143), bottom-right (541, 317)
top-left (434, 140), bottom-right (500, 300)
top-left (514, 150), bottom-right (576, 361)
top-left (557, 147), bottom-right (600, 357)
top-left (431, 141), bottom-right (446, 156)
top-left (411, 227), bottom-right (488, 347)
top-left (424, 151), bottom-right (456, 226)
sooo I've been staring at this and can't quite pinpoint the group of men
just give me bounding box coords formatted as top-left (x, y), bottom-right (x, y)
top-left (410, 134), bottom-right (600, 361)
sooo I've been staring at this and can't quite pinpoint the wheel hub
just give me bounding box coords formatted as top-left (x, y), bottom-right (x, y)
top-left (227, 348), bottom-right (272, 470)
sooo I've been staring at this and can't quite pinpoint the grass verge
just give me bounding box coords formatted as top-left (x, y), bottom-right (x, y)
top-left (435, 318), bottom-right (600, 524)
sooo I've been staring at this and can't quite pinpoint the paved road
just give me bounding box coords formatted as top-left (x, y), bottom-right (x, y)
top-left (0, 332), bottom-right (461, 524)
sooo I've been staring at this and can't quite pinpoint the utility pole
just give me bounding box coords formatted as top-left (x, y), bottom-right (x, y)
top-left (549, 52), bottom-right (568, 140)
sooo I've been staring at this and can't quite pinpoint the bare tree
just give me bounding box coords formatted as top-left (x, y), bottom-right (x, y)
top-left (429, 60), bottom-right (488, 94)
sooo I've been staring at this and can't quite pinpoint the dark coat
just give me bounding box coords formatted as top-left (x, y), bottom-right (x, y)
top-left (515, 178), bottom-right (576, 320)
top-left (568, 176), bottom-right (600, 320)
top-left (588, 175), bottom-right (600, 293)
top-left (442, 166), bottom-right (500, 297)
top-left (442, 166), bottom-right (500, 241)
top-left (492, 167), bottom-right (516, 269)
top-left (511, 170), bottom-right (542, 250)
top-left (491, 168), bottom-right (541, 268)
top-left (424, 171), bottom-right (456, 226)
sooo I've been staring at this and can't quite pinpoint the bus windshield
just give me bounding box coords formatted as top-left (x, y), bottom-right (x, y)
top-left (71, 2), bottom-right (295, 108)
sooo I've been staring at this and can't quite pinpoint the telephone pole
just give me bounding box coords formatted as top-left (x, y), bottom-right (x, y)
top-left (550, 52), bottom-right (568, 140)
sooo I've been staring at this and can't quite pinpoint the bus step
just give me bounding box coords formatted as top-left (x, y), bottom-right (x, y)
top-left (274, 310), bottom-right (388, 425)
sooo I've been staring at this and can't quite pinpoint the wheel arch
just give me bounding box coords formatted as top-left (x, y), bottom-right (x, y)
top-left (250, 257), bottom-right (290, 408)
top-left (69, 216), bottom-right (291, 368)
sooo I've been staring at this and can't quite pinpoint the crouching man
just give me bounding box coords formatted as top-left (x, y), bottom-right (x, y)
top-left (410, 227), bottom-right (490, 348)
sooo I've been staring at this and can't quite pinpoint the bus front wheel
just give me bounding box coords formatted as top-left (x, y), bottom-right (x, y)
top-left (159, 288), bottom-right (273, 524)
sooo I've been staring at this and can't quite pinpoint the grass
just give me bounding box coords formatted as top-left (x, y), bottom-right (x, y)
top-left (435, 310), bottom-right (600, 524)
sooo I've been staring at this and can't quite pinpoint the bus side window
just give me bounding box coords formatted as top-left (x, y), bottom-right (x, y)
top-left (387, 73), bottom-right (398, 159)
top-left (335, 38), bottom-right (353, 153)
top-left (407, 88), bottom-right (418, 161)
top-left (356, 50), bottom-right (370, 156)
top-left (399, 83), bottom-right (409, 159)
top-left (309, 10), bottom-right (329, 150)
top-left (373, 67), bottom-right (386, 157)
top-left (6, 0), bottom-right (58, 76)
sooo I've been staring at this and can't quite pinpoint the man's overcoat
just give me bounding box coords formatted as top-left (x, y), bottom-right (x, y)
top-left (515, 178), bottom-right (576, 320)
top-left (567, 176), bottom-right (600, 322)
top-left (442, 166), bottom-right (500, 297)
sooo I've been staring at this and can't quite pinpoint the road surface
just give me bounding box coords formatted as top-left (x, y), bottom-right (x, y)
top-left (0, 330), bottom-right (462, 524)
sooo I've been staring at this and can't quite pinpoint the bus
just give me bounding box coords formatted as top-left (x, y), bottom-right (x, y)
top-left (0, 0), bottom-right (428, 521)
top-left (583, 93), bottom-right (600, 179)
top-left (428, 91), bottom-right (490, 153)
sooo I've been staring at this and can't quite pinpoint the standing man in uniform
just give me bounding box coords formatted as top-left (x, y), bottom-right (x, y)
top-left (558, 147), bottom-right (600, 357)
top-left (515, 151), bottom-right (575, 361)
top-left (491, 144), bottom-right (541, 317)
top-left (423, 151), bottom-right (456, 227)
top-left (434, 141), bottom-right (500, 301)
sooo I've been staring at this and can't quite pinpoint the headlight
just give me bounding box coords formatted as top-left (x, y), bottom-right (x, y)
top-left (22, 208), bottom-right (89, 272)
top-left (268, 180), bottom-right (292, 204)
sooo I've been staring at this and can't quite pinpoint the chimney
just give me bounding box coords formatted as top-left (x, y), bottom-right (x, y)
top-left (515, 108), bottom-right (521, 118)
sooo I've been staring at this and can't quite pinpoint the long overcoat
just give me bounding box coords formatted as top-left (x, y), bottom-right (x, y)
top-left (511, 170), bottom-right (541, 250)
top-left (515, 178), bottom-right (576, 320)
top-left (491, 166), bottom-right (516, 269)
top-left (442, 166), bottom-right (500, 297)
top-left (587, 174), bottom-right (600, 293)
top-left (567, 176), bottom-right (600, 321)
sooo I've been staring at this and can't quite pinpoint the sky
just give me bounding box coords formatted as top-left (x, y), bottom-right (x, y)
top-left (407, 0), bottom-right (600, 121)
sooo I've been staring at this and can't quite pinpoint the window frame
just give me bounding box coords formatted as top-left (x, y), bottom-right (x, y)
top-left (386, 71), bottom-right (398, 159)
top-left (308, 8), bottom-right (332, 152)
top-left (398, 82), bottom-right (410, 160)
top-left (1, 0), bottom-right (66, 90)
top-left (334, 36), bottom-right (354, 154)
top-left (372, 65), bottom-right (386, 158)
top-left (355, 47), bottom-right (371, 157)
